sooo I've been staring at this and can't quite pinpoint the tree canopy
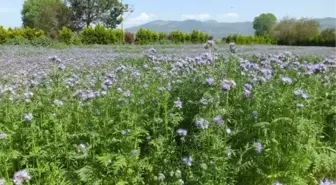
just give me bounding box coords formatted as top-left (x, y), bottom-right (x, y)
top-left (65, 0), bottom-right (126, 30)
top-left (272, 17), bottom-right (320, 45)
top-left (21, 0), bottom-right (72, 37)
top-left (253, 13), bottom-right (277, 37)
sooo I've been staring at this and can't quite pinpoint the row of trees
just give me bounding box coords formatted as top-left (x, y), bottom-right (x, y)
top-left (21, 0), bottom-right (127, 38)
top-left (225, 35), bottom-right (276, 45)
top-left (0, 25), bottom-right (211, 45)
top-left (252, 13), bottom-right (335, 46)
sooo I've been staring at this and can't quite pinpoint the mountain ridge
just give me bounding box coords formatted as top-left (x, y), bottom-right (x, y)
top-left (125, 18), bottom-right (336, 38)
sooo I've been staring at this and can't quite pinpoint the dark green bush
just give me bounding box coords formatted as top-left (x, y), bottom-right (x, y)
top-left (59, 27), bottom-right (73, 44)
top-left (70, 33), bottom-right (82, 45)
top-left (135, 28), bottom-right (153, 45)
top-left (113, 29), bottom-right (124, 44)
top-left (158, 32), bottom-right (168, 41)
top-left (226, 34), bottom-right (276, 45)
top-left (81, 26), bottom-right (96, 44)
top-left (6, 36), bottom-right (30, 45)
top-left (24, 27), bottom-right (45, 40)
top-left (169, 30), bottom-right (185, 43)
top-left (0, 26), bottom-right (8, 44)
top-left (29, 36), bottom-right (54, 46)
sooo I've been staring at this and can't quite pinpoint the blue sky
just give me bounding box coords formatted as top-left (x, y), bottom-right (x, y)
top-left (1, 0), bottom-right (335, 28)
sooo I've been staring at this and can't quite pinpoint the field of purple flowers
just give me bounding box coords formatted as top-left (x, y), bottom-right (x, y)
top-left (0, 43), bottom-right (335, 185)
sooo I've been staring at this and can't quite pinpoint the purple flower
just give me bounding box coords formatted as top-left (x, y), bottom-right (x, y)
top-left (244, 83), bottom-right (253, 90)
top-left (320, 179), bottom-right (336, 185)
top-left (77, 143), bottom-right (86, 153)
top-left (221, 80), bottom-right (235, 91)
top-left (123, 90), bottom-right (131, 97)
top-left (58, 63), bottom-right (66, 70)
top-left (148, 48), bottom-right (157, 55)
top-left (182, 156), bottom-right (193, 166)
top-left (296, 103), bottom-right (304, 109)
top-left (200, 98), bottom-right (209, 105)
top-left (0, 133), bottom-right (8, 140)
top-left (174, 98), bottom-right (183, 109)
top-left (0, 179), bottom-right (5, 185)
top-left (176, 128), bottom-right (188, 136)
top-left (121, 129), bottom-right (131, 135)
top-left (294, 89), bottom-right (309, 99)
top-left (254, 142), bottom-right (263, 153)
top-left (195, 118), bottom-right (209, 129)
top-left (281, 76), bottom-right (292, 84)
top-left (206, 77), bottom-right (215, 85)
top-left (251, 111), bottom-right (258, 119)
top-left (53, 99), bottom-right (64, 106)
top-left (131, 149), bottom-right (138, 156)
top-left (273, 181), bottom-right (283, 185)
top-left (243, 89), bottom-right (251, 98)
top-left (13, 169), bottom-right (31, 185)
top-left (213, 115), bottom-right (225, 125)
top-left (23, 113), bottom-right (33, 122)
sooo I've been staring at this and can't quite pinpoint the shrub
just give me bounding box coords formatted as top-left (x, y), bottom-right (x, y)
top-left (29, 36), bottom-right (54, 46)
top-left (105, 29), bottom-right (117, 44)
top-left (59, 27), bottom-right (73, 44)
top-left (135, 28), bottom-right (152, 45)
top-left (24, 27), bottom-right (45, 40)
top-left (0, 26), bottom-right (8, 44)
top-left (6, 36), bottom-right (30, 45)
top-left (169, 30), bottom-right (185, 43)
top-left (81, 26), bottom-right (96, 44)
top-left (113, 29), bottom-right (124, 44)
top-left (7, 28), bottom-right (25, 39)
top-left (94, 25), bottom-right (108, 44)
top-left (70, 33), bottom-right (82, 45)
top-left (226, 34), bottom-right (276, 45)
top-left (158, 32), bottom-right (168, 41)
top-left (124, 32), bottom-right (135, 44)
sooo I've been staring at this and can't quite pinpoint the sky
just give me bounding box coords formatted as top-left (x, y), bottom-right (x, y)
top-left (0, 0), bottom-right (335, 28)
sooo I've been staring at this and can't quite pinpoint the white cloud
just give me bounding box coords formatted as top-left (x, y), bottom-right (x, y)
top-left (123, 12), bottom-right (155, 28)
top-left (181, 13), bottom-right (239, 22)
top-left (218, 13), bottom-right (239, 18)
top-left (182, 14), bottom-right (212, 21)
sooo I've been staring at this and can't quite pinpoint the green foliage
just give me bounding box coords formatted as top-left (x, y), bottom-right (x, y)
top-left (80, 25), bottom-right (124, 45)
top-left (23, 27), bottom-right (45, 40)
top-left (272, 17), bottom-right (325, 46)
top-left (29, 35), bottom-right (54, 46)
top-left (21, 0), bottom-right (72, 34)
top-left (80, 26), bottom-right (97, 44)
top-left (59, 27), bottom-right (74, 44)
top-left (135, 28), bottom-right (152, 45)
top-left (253, 13), bottom-right (277, 36)
top-left (7, 28), bottom-right (26, 39)
top-left (169, 30), bottom-right (186, 43)
top-left (70, 33), bottom-right (82, 45)
top-left (5, 36), bottom-right (30, 45)
top-left (65, 0), bottom-right (125, 30)
top-left (0, 46), bottom-right (335, 184)
top-left (226, 34), bottom-right (276, 45)
top-left (0, 26), bottom-right (8, 44)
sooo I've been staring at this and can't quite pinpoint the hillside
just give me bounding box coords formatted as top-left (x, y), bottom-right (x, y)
top-left (125, 18), bottom-right (336, 38)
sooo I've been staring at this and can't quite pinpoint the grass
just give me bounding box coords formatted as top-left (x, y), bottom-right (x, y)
top-left (0, 45), bottom-right (335, 185)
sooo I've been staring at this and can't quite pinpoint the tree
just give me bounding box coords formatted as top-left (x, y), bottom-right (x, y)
top-left (21, 0), bottom-right (73, 37)
top-left (253, 13), bottom-right (277, 37)
top-left (65, 0), bottom-right (126, 30)
top-left (272, 17), bottom-right (320, 45)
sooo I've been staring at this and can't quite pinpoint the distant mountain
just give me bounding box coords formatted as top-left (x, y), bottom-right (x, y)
top-left (125, 18), bottom-right (336, 38)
